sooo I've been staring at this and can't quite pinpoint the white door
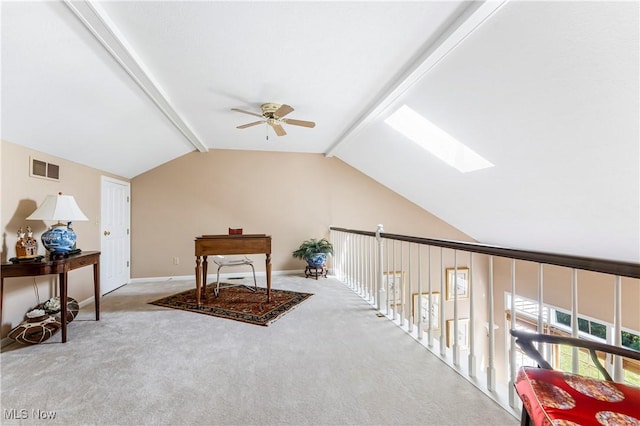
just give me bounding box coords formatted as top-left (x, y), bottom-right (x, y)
top-left (100, 176), bottom-right (130, 294)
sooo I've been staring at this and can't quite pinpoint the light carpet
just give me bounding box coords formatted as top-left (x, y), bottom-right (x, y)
top-left (1, 275), bottom-right (517, 425)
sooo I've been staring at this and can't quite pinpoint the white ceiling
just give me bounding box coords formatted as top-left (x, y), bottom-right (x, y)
top-left (2, 1), bottom-right (638, 263)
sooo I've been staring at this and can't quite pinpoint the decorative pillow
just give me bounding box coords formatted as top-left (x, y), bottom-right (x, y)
top-left (8, 313), bottom-right (61, 345)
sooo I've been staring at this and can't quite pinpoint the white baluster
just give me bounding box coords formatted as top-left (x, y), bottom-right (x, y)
top-left (487, 256), bottom-right (496, 391)
top-left (613, 276), bottom-right (623, 381)
top-left (376, 225), bottom-right (384, 312)
top-left (427, 246), bottom-right (433, 347)
top-left (399, 242), bottom-right (405, 326)
top-left (417, 244), bottom-right (422, 340)
top-left (453, 250), bottom-right (459, 366)
top-left (440, 248), bottom-right (446, 356)
top-left (571, 269), bottom-right (579, 374)
top-left (468, 252), bottom-right (476, 377)
top-left (408, 243), bottom-right (413, 333)
top-left (509, 259), bottom-right (517, 409)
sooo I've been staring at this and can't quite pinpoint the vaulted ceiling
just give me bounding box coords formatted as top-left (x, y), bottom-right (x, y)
top-left (2, 1), bottom-right (638, 263)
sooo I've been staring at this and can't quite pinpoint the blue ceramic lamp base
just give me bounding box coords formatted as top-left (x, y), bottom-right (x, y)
top-left (41, 222), bottom-right (80, 255)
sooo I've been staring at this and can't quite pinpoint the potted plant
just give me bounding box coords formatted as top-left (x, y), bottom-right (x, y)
top-left (292, 238), bottom-right (334, 268)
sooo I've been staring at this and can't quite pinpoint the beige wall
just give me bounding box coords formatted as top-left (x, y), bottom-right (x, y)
top-left (1, 143), bottom-right (470, 339)
top-left (4, 141), bottom-right (638, 353)
top-left (130, 149), bottom-right (472, 278)
top-left (1, 140), bottom-right (127, 338)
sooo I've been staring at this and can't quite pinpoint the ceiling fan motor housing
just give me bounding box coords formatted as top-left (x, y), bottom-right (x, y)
top-left (261, 103), bottom-right (282, 118)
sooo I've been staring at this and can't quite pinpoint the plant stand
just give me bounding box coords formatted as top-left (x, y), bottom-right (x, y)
top-left (305, 265), bottom-right (327, 280)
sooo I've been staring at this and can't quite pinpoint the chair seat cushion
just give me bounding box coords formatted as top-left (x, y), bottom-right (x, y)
top-left (213, 256), bottom-right (253, 266)
top-left (216, 259), bottom-right (252, 266)
top-left (515, 367), bottom-right (640, 425)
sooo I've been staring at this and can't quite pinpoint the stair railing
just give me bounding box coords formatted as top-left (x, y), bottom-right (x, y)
top-left (329, 226), bottom-right (640, 415)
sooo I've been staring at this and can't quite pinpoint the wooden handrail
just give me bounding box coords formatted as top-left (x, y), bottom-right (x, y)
top-left (511, 329), bottom-right (640, 361)
top-left (330, 227), bottom-right (640, 279)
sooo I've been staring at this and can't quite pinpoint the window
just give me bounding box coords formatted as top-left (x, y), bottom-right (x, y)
top-left (385, 105), bottom-right (494, 173)
top-left (622, 331), bottom-right (640, 351)
top-left (507, 293), bottom-right (639, 386)
top-left (553, 310), bottom-right (607, 341)
top-left (557, 345), bottom-right (606, 380)
top-left (621, 330), bottom-right (640, 387)
top-left (511, 324), bottom-right (539, 371)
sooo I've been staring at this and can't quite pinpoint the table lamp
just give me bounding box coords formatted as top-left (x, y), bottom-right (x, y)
top-left (26, 192), bottom-right (89, 255)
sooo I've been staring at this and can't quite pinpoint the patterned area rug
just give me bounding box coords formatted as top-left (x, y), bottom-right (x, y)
top-left (149, 284), bottom-right (313, 326)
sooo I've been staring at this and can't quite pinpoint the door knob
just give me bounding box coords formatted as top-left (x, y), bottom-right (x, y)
top-left (104, 230), bottom-right (111, 236)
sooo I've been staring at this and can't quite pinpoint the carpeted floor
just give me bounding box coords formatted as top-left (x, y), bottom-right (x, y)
top-left (149, 284), bottom-right (313, 326)
top-left (0, 274), bottom-right (517, 425)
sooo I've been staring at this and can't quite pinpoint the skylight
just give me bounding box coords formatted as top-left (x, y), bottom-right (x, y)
top-left (385, 105), bottom-right (494, 173)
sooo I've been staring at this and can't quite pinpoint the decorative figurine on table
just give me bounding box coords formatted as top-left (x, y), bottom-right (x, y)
top-left (11, 226), bottom-right (43, 263)
top-left (15, 227), bottom-right (26, 255)
top-left (24, 226), bottom-right (38, 256)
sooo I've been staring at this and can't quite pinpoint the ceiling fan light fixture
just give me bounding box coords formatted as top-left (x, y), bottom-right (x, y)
top-left (231, 103), bottom-right (316, 137)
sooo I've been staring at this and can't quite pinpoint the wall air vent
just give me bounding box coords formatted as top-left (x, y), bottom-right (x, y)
top-left (30, 157), bottom-right (60, 180)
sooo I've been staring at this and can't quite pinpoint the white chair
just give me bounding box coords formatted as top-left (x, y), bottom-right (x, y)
top-left (212, 255), bottom-right (257, 297)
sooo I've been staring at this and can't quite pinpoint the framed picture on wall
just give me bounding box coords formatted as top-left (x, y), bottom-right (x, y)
top-left (446, 318), bottom-right (470, 349)
top-left (412, 292), bottom-right (440, 330)
top-left (446, 267), bottom-right (470, 300)
top-left (383, 271), bottom-right (404, 304)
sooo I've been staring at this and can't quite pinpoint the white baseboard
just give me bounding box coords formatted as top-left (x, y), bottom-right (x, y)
top-left (78, 295), bottom-right (95, 308)
top-left (128, 269), bottom-right (305, 284)
top-left (78, 269), bottom-right (307, 304)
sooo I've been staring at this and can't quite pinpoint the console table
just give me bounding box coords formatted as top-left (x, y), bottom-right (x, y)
top-left (195, 235), bottom-right (271, 304)
top-left (1, 251), bottom-right (100, 343)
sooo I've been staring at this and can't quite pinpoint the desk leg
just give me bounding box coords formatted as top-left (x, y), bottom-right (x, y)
top-left (59, 272), bottom-right (68, 343)
top-left (195, 256), bottom-right (202, 305)
top-left (93, 262), bottom-right (100, 321)
top-left (266, 253), bottom-right (272, 302)
top-left (202, 256), bottom-right (208, 300)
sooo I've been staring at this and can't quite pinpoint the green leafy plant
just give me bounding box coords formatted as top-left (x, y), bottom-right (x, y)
top-left (292, 238), bottom-right (334, 260)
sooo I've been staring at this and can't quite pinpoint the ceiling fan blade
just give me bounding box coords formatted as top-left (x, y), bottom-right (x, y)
top-left (237, 120), bottom-right (264, 129)
top-left (272, 124), bottom-right (287, 136)
top-left (274, 104), bottom-right (294, 118)
top-left (283, 118), bottom-right (316, 128)
top-left (231, 108), bottom-right (263, 118)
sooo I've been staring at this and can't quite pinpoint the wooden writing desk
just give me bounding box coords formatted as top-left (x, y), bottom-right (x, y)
top-left (195, 235), bottom-right (271, 304)
top-left (1, 251), bottom-right (100, 343)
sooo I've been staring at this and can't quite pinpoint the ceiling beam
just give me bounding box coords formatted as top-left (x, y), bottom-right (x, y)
top-left (63, 0), bottom-right (208, 153)
top-left (325, 0), bottom-right (508, 158)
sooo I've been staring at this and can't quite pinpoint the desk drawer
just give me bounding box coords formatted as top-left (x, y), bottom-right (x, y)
top-left (196, 237), bottom-right (271, 255)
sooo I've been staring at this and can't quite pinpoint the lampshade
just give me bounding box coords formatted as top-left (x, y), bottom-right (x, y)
top-left (26, 193), bottom-right (88, 222)
top-left (26, 193), bottom-right (89, 255)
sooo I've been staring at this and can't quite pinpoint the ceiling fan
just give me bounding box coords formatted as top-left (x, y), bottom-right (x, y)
top-left (231, 103), bottom-right (316, 137)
